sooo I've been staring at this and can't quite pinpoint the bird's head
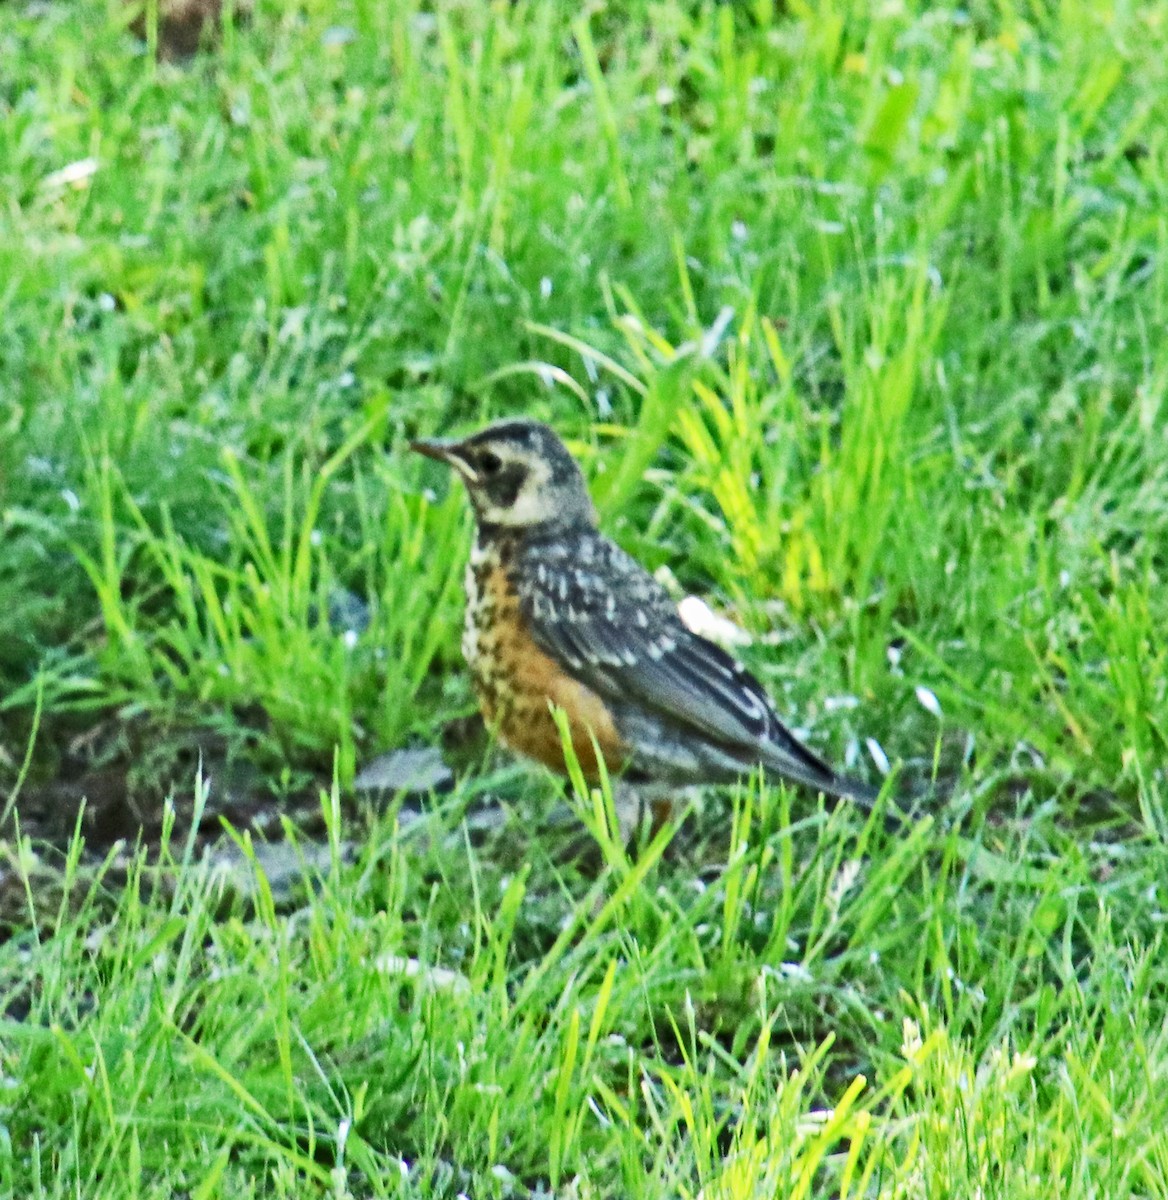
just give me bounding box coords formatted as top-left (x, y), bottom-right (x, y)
top-left (411, 419), bottom-right (597, 530)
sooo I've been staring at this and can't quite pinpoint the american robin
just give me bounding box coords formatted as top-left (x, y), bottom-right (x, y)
top-left (411, 418), bottom-right (882, 814)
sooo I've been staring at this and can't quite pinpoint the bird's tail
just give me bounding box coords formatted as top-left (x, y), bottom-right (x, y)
top-left (760, 742), bottom-right (911, 826)
top-left (822, 770), bottom-right (882, 810)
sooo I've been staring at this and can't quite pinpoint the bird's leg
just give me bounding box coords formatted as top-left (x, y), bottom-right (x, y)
top-left (614, 781), bottom-right (702, 851)
top-left (611, 779), bottom-right (646, 848)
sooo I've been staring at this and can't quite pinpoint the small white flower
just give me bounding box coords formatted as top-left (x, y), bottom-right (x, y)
top-left (866, 737), bottom-right (891, 775)
top-left (677, 595), bottom-right (751, 647)
top-left (41, 157), bottom-right (99, 191)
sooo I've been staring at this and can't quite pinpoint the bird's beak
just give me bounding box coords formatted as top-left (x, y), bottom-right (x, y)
top-left (410, 437), bottom-right (479, 482)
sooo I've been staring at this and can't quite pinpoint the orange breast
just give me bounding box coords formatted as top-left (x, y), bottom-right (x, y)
top-left (465, 560), bottom-right (627, 781)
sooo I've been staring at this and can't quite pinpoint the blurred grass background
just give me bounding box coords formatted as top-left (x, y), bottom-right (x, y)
top-left (2, 0), bottom-right (1165, 806)
top-left (2, 0), bottom-right (1168, 1195)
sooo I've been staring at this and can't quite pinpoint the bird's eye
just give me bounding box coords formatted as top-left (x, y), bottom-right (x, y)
top-left (479, 451), bottom-right (503, 475)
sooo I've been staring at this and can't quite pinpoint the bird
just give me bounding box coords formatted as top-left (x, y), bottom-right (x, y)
top-left (411, 418), bottom-right (884, 824)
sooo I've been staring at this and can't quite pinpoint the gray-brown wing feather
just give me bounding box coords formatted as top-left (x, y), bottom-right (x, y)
top-left (515, 532), bottom-right (876, 804)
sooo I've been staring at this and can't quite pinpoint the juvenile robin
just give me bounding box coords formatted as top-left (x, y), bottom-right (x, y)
top-left (411, 418), bottom-right (883, 817)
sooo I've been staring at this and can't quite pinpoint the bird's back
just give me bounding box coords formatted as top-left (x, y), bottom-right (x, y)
top-left (507, 523), bottom-right (873, 804)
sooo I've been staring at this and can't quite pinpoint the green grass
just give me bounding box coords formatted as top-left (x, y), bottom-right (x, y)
top-left (3, 0), bottom-right (1168, 1194)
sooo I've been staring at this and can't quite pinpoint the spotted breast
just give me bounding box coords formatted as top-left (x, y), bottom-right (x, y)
top-left (462, 531), bottom-right (627, 779)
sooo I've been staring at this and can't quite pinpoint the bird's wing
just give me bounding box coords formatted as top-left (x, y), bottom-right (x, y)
top-left (514, 532), bottom-right (868, 801)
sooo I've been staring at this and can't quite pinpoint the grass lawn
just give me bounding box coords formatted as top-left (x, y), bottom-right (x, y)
top-left (3, 0), bottom-right (1168, 1194)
